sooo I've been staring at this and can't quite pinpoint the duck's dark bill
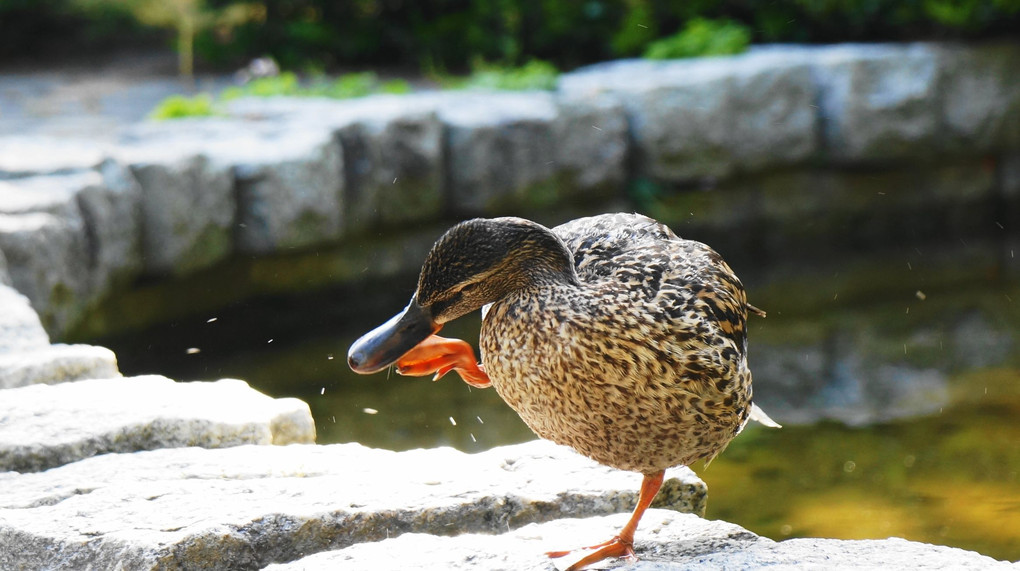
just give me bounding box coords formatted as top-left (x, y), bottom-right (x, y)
top-left (347, 301), bottom-right (439, 374)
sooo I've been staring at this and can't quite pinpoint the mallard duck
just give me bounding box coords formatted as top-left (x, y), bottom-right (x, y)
top-left (348, 213), bottom-right (779, 570)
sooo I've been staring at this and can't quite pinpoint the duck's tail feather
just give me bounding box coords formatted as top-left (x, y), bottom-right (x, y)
top-left (750, 402), bottom-right (782, 428)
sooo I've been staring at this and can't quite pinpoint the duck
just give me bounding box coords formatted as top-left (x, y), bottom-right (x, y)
top-left (348, 213), bottom-right (779, 570)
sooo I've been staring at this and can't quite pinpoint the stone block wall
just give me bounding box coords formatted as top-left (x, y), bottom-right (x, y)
top-left (0, 42), bottom-right (1017, 338)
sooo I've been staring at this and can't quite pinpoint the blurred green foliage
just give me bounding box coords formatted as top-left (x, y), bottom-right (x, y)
top-left (3, 0), bottom-right (1019, 70)
top-left (218, 71), bottom-right (411, 101)
top-left (644, 18), bottom-right (751, 59)
top-left (441, 59), bottom-right (560, 91)
top-left (149, 93), bottom-right (218, 120)
top-left (152, 71), bottom-right (411, 119)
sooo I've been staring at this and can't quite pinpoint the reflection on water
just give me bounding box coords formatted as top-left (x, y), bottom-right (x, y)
top-left (707, 369), bottom-right (1020, 562)
top-left (104, 287), bottom-right (1020, 563)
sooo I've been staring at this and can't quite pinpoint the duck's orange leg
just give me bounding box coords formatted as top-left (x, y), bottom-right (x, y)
top-left (395, 334), bottom-right (491, 388)
top-left (547, 470), bottom-right (665, 571)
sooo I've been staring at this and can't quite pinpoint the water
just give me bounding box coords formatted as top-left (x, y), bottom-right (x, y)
top-left (104, 281), bottom-right (1020, 563)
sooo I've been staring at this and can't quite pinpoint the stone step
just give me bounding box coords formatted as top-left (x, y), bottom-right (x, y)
top-left (0, 343), bottom-right (119, 389)
top-left (263, 509), bottom-right (1017, 570)
top-left (0, 375), bottom-right (315, 472)
top-left (0, 440), bottom-right (705, 570)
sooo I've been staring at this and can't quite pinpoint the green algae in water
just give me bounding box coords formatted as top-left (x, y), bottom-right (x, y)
top-left (704, 368), bottom-right (1020, 563)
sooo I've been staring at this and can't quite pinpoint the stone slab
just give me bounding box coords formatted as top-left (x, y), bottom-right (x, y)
top-left (0, 136), bottom-right (109, 178)
top-left (437, 91), bottom-right (562, 215)
top-left (0, 440), bottom-right (705, 570)
top-left (0, 343), bottom-right (119, 389)
top-left (938, 42), bottom-right (1020, 153)
top-left (0, 375), bottom-right (315, 472)
top-left (0, 283), bottom-right (49, 352)
top-left (0, 174), bottom-right (92, 333)
top-left (558, 49), bottom-right (818, 183)
top-left (228, 94), bottom-right (446, 232)
top-left (265, 509), bottom-right (1017, 570)
top-left (117, 120), bottom-right (241, 276)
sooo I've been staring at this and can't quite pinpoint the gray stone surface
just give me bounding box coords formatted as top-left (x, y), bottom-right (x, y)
top-left (552, 93), bottom-right (629, 196)
top-left (325, 97), bottom-right (445, 231)
top-left (0, 135), bottom-right (109, 178)
top-left (0, 375), bottom-right (315, 472)
top-left (812, 43), bottom-right (941, 162)
top-left (728, 49), bottom-right (818, 172)
top-left (438, 91), bottom-right (562, 215)
top-left (558, 50), bottom-right (818, 182)
top-left (229, 94), bottom-right (447, 231)
top-left (561, 58), bottom-right (735, 182)
top-left (0, 343), bottom-right (119, 389)
top-left (0, 166), bottom-right (143, 333)
top-left (266, 509), bottom-right (1016, 571)
top-left (0, 174), bottom-right (92, 333)
top-left (118, 120), bottom-right (238, 276)
top-left (0, 247), bottom-right (9, 286)
top-left (0, 283), bottom-right (49, 352)
top-left (0, 440), bottom-right (705, 570)
top-left (938, 42), bottom-right (1020, 152)
top-left (76, 159), bottom-right (144, 294)
top-left (336, 111), bottom-right (445, 230)
top-left (229, 127), bottom-right (344, 254)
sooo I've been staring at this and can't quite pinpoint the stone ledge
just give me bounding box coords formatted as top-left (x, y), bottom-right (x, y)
top-left (0, 441), bottom-right (705, 570)
top-left (0, 375), bottom-right (315, 472)
top-left (0, 343), bottom-right (119, 389)
top-left (0, 284), bottom-right (49, 352)
top-left (264, 509), bottom-right (1017, 570)
top-left (0, 43), bottom-right (1018, 339)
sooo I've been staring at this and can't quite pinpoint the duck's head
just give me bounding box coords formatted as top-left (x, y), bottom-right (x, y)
top-left (348, 217), bottom-right (575, 374)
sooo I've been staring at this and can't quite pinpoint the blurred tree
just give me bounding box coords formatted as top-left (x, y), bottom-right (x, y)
top-left (73, 0), bottom-right (262, 81)
top-left (8, 0), bottom-right (1019, 71)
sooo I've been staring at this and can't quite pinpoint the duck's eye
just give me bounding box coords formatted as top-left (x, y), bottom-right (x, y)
top-left (430, 291), bottom-right (462, 316)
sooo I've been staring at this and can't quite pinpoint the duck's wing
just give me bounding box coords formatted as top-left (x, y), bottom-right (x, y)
top-left (553, 213), bottom-right (678, 275)
top-left (554, 212), bottom-right (751, 352)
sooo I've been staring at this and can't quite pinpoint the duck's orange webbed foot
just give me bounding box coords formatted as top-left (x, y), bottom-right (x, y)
top-left (547, 536), bottom-right (635, 571)
top-left (545, 470), bottom-right (665, 571)
top-left (395, 334), bottom-right (491, 388)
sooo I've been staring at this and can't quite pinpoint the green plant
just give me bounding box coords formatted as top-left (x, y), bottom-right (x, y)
top-left (149, 93), bottom-right (217, 120)
top-left (644, 18), bottom-right (751, 60)
top-left (457, 59), bottom-right (560, 91)
top-left (220, 71), bottom-right (411, 101)
top-left (610, 0), bottom-right (659, 56)
top-left (219, 72), bottom-right (302, 100)
top-left (319, 72), bottom-right (379, 98)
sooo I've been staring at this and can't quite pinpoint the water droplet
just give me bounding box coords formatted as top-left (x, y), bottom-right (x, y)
top-left (844, 460), bottom-right (856, 473)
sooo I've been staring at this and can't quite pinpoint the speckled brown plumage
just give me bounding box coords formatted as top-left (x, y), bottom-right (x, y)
top-left (478, 213), bottom-right (755, 474)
